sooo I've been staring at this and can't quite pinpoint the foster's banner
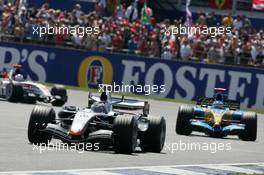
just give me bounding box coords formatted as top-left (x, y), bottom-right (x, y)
top-left (1, 42), bottom-right (264, 109)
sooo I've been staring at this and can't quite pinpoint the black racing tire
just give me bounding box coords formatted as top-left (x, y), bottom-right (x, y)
top-left (140, 116), bottom-right (166, 153)
top-left (51, 85), bottom-right (68, 107)
top-left (239, 112), bottom-right (257, 141)
top-left (113, 115), bottom-right (138, 154)
top-left (28, 105), bottom-right (56, 144)
top-left (6, 83), bottom-right (24, 102)
top-left (176, 105), bottom-right (193, 135)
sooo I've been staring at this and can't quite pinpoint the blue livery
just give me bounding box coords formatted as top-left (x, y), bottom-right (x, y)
top-left (176, 88), bottom-right (257, 141)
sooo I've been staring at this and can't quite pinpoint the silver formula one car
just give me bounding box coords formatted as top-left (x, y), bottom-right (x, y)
top-left (0, 64), bottom-right (67, 106)
top-left (27, 91), bottom-right (166, 154)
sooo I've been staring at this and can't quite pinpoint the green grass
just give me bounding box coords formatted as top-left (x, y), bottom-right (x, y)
top-left (47, 83), bottom-right (264, 114)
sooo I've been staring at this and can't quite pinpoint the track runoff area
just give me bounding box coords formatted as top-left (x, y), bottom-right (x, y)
top-left (0, 89), bottom-right (263, 175)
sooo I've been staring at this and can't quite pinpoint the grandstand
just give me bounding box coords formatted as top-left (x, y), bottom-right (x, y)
top-left (154, 0), bottom-right (263, 13)
top-left (0, 0), bottom-right (263, 67)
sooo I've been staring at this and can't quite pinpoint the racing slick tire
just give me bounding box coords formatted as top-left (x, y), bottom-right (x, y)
top-left (140, 116), bottom-right (166, 153)
top-left (176, 105), bottom-right (193, 135)
top-left (113, 115), bottom-right (138, 154)
top-left (28, 105), bottom-right (56, 144)
top-left (51, 85), bottom-right (68, 107)
top-left (239, 112), bottom-right (257, 141)
top-left (5, 83), bottom-right (24, 102)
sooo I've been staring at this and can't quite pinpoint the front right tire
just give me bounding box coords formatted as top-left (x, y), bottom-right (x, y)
top-left (113, 115), bottom-right (138, 154)
top-left (28, 106), bottom-right (55, 144)
top-left (239, 112), bottom-right (257, 141)
top-left (140, 116), bottom-right (166, 153)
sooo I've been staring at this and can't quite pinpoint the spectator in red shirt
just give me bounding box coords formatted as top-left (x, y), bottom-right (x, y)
top-left (193, 40), bottom-right (205, 61)
top-left (111, 31), bottom-right (124, 50)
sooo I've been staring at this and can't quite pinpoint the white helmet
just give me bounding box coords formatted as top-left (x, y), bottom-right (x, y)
top-left (14, 74), bottom-right (24, 81)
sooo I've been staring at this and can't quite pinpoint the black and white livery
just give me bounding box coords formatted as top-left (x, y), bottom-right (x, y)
top-left (27, 91), bottom-right (166, 154)
top-left (0, 64), bottom-right (67, 106)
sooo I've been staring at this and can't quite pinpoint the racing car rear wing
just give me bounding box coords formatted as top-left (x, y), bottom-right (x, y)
top-left (196, 96), bottom-right (240, 110)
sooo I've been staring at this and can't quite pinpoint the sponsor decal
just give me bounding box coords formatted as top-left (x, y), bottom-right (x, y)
top-left (121, 60), bottom-right (264, 108)
top-left (1, 42), bottom-right (264, 109)
top-left (78, 56), bottom-right (113, 88)
top-left (0, 46), bottom-right (52, 82)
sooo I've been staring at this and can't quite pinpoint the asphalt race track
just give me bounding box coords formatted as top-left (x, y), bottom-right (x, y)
top-left (0, 89), bottom-right (263, 174)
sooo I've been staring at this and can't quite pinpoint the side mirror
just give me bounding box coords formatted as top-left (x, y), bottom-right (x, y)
top-left (143, 101), bottom-right (150, 116)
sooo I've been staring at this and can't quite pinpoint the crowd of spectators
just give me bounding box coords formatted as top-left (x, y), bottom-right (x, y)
top-left (0, 0), bottom-right (264, 66)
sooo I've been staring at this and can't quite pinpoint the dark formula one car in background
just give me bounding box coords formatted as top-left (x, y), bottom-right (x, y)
top-left (0, 64), bottom-right (67, 106)
top-left (27, 91), bottom-right (166, 154)
top-left (176, 88), bottom-right (257, 141)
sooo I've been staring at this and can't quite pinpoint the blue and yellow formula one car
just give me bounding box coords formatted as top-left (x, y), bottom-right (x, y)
top-left (176, 88), bottom-right (257, 141)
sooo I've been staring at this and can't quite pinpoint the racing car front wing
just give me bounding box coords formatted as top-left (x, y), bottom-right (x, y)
top-left (42, 124), bottom-right (113, 144)
top-left (189, 120), bottom-right (245, 137)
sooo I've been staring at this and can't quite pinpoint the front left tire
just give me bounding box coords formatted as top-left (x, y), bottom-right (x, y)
top-left (6, 83), bottom-right (24, 102)
top-left (28, 105), bottom-right (55, 144)
top-left (176, 105), bottom-right (193, 135)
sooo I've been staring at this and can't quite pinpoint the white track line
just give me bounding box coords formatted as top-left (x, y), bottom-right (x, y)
top-left (142, 167), bottom-right (207, 175)
top-left (201, 165), bottom-right (263, 174)
top-left (258, 163), bottom-right (264, 167)
top-left (74, 171), bottom-right (122, 175)
top-left (0, 162), bottom-right (263, 174)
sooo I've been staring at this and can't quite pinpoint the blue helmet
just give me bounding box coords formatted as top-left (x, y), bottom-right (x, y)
top-left (212, 101), bottom-right (224, 109)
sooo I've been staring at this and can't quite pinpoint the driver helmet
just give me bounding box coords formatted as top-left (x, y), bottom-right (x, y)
top-left (14, 74), bottom-right (24, 81)
top-left (11, 64), bottom-right (22, 78)
top-left (91, 102), bottom-right (107, 113)
top-left (212, 101), bottom-right (224, 109)
top-left (100, 92), bottom-right (108, 102)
